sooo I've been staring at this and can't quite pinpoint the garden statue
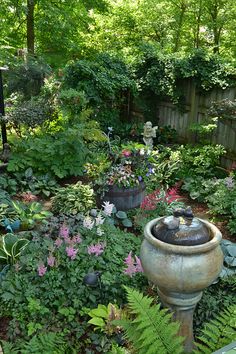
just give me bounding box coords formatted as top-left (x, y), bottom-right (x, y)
top-left (142, 121), bottom-right (158, 149)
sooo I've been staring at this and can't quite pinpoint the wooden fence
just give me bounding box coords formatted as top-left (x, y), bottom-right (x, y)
top-left (157, 79), bottom-right (236, 167)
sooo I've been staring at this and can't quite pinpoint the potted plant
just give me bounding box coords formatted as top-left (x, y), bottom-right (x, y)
top-left (86, 143), bottom-right (154, 210)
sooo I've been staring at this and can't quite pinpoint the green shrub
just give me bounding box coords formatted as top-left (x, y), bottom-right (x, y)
top-left (51, 182), bottom-right (95, 214)
top-left (7, 118), bottom-right (105, 178)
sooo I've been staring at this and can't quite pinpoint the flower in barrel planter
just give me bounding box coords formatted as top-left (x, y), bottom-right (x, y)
top-left (105, 144), bottom-right (155, 210)
top-left (85, 142), bottom-right (156, 210)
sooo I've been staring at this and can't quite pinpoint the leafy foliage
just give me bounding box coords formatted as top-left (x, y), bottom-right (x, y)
top-left (1, 332), bottom-right (69, 354)
top-left (194, 305), bottom-right (236, 353)
top-left (7, 58), bottom-right (51, 99)
top-left (51, 182), bottom-right (95, 215)
top-left (117, 286), bottom-right (184, 354)
top-left (7, 117), bottom-right (105, 178)
top-left (208, 99), bottom-right (236, 121)
top-left (0, 233), bottom-right (29, 266)
top-left (0, 222), bottom-right (146, 351)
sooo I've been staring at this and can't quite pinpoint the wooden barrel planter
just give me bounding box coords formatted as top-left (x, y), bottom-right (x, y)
top-left (102, 183), bottom-right (145, 211)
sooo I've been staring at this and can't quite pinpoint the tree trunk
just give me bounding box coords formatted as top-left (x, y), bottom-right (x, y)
top-left (195, 0), bottom-right (202, 48)
top-left (27, 0), bottom-right (35, 54)
top-left (173, 1), bottom-right (187, 52)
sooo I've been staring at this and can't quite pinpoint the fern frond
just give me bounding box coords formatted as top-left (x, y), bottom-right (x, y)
top-left (21, 332), bottom-right (68, 354)
top-left (194, 305), bottom-right (236, 353)
top-left (118, 286), bottom-right (184, 354)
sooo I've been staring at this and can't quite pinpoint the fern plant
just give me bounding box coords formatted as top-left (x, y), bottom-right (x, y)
top-left (116, 286), bottom-right (184, 354)
top-left (194, 305), bottom-right (236, 353)
top-left (1, 332), bottom-right (70, 354)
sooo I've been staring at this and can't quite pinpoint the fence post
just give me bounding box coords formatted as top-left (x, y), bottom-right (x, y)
top-left (188, 81), bottom-right (197, 143)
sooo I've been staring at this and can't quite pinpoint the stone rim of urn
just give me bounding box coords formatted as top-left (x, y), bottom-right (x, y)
top-left (140, 210), bottom-right (223, 353)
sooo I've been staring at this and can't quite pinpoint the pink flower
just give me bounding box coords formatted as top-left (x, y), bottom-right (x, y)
top-left (47, 255), bottom-right (55, 267)
top-left (66, 246), bottom-right (78, 260)
top-left (124, 252), bottom-right (137, 276)
top-left (87, 242), bottom-right (105, 256)
top-left (123, 252), bottom-right (143, 277)
top-left (55, 238), bottom-right (63, 247)
top-left (72, 234), bottom-right (82, 244)
top-left (121, 149), bottom-right (131, 157)
top-left (59, 224), bottom-right (69, 238)
top-left (38, 264), bottom-right (47, 277)
top-left (102, 201), bottom-right (114, 216)
top-left (135, 256), bottom-right (144, 273)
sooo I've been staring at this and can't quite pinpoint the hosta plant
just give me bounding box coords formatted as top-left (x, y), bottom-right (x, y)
top-left (51, 182), bottom-right (95, 215)
top-left (11, 201), bottom-right (52, 230)
top-left (0, 233), bottom-right (29, 266)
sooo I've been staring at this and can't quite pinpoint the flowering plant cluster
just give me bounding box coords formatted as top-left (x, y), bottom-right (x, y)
top-left (93, 143), bottom-right (156, 190)
top-left (140, 185), bottom-right (183, 211)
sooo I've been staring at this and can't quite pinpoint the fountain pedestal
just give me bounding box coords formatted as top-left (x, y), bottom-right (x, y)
top-left (140, 213), bottom-right (223, 353)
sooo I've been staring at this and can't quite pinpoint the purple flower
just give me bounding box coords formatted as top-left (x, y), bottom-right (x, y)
top-left (47, 255), bottom-right (55, 267)
top-left (138, 176), bottom-right (142, 182)
top-left (55, 238), bottom-right (63, 247)
top-left (66, 246), bottom-right (78, 260)
top-left (87, 242), bottom-right (105, 256)
top-left (59, 225), bottom-right (69, 238)
top-left (38, 264), bottom-right (47, 277)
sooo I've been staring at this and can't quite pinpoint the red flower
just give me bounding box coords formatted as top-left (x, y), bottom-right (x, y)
top-left (140, 185), bottom-right (182, 210)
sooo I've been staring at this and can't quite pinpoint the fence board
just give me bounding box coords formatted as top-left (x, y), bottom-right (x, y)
top-left (157, 79), bottom-right (236, 165)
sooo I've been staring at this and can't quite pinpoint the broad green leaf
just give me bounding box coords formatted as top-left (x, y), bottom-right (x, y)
top-left (3, 234), bottom-right (18, 256)
top-left (116, 211), bottom-right (127, 219)
top-left (88, 317), bottom-right (105, 327)
top-left (122, 218), bottom-right (132, 227)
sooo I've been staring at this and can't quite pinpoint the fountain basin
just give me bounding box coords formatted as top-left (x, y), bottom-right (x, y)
top-left (141, 217), bottom-right (223, 294)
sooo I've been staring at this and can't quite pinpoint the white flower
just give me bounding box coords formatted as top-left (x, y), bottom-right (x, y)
top-left (95, 214), bottom-right (105, 226)
top-left (140, 148), bottom-right (145, 156)
top-left (83, 216), bottom-right (95, 230)
top-left (102, 201), bottom-right (115, 216)
top-left (97, 227), bottom-right (104, 236)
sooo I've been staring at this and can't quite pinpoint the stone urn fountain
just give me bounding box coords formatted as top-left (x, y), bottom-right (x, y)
top-left (140, 207), bottom-right (223, 352)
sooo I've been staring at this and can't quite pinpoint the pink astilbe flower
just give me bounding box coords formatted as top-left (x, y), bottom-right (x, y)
top-left (124, 251), bottom-right (137, 276)
top-left (72, 233), bottom-right (82, 244)
top-left (87, 242), bottom-right (105, 256)
top-left (66, 246), bottom-right (78, 260)
top-left (124, 252), bottom-right (143, 277)
top-left (47, 255), bottom-right (55, 267)
top-left (38, 264), bottom-right (47, 277)
top-left (54, 238), bottom-right (63, 247)
top-left (102, 201), bottom-right (114, 216)
top-left (59, 224), bottom-right (69, 238)
top-left (135, 255), bottom-right (144, 273)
